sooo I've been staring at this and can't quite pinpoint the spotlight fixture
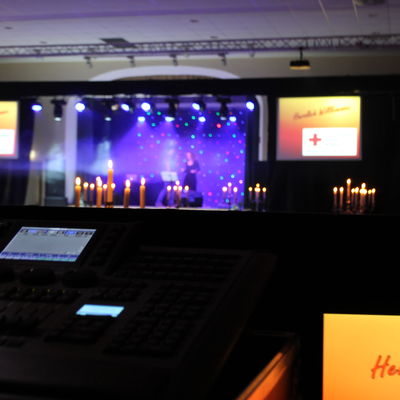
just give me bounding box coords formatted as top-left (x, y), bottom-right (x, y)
top-left (31, 101), bottom-right (43, 112)
top-left (75, 100), bottom-right (87, 112)
top-left (84, 56), bottom-right (93, 68)
top-left (218, 98), bottom-right (230, 121)
top-left (102, 99), bottom-right (114, 121)
top-left (290, 47), bottom-right (311, 70)
top-left (192, 99), bottom-right (206, 113)
top-left (51, 99), bottom-right (66, 121)
top-left (246, 100), bottom-right (256, 111)
top-left (140, 101), bottom-right (152, 113)
top-left (120, 98), bottom-right (136, 113)
top-left (165, 98), bottom-right (179, 121)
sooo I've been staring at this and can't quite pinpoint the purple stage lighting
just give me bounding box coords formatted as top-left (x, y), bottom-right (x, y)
top-left (75, 101), bottom-right (86, 112)
top-left (137, 116), bottom-right (146, 123)
top-left (31, 102), bottom-right (43, 112)
top-left (120, 103), bottom-right (130, 112)
top-left (246, 101), bottom-right (255, 111)
top-left (198, 116), bottom-right (206, 123)
top-left (229, 115), bottom-right (237, 122)
top-left (141, 102), bottom-right (151, 112)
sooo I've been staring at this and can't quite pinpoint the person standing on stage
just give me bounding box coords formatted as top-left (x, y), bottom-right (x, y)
top-left (182, 151), bottom-right (200, 191)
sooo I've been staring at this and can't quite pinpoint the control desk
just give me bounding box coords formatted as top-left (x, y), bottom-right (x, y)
top-left (0, 216), bottom-right (276, 400)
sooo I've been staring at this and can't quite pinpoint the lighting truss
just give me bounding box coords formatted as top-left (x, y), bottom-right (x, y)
top-left (1, 34), bottom-right (400, 59)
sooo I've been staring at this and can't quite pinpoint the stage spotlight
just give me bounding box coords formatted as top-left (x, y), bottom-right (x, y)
top-left (120, 99), bottom-right (136, 113)
top-left (218, 98), bottom-right (230, 121)
top-left (141, 101), bottom-right (152, 112)
top-left (102, 99), bottom-right (115, 121)
top-left (246, 100), bottom-right (255, 111)
top-left (137, 116), bottom-right (146, 123)
top-left (31, 101), bottom-right (43, 112)
top-left (51, 99), bottom-right (66, 121)
top-left (166, 98), bottom-right (179, 121)
top-left (192, 99), bottom-right (206, 112)
top-left (198, 116), bottom-right (206, 123)
top-left (229, 115), bottom-right (237, 123)
top-left (75, 101), bottom-right (86, 112)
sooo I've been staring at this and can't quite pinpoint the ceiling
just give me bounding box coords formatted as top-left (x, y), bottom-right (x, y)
top-left (0, 0), bottom-right (399, 59)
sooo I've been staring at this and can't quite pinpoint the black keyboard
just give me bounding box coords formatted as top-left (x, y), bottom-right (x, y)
top-left (0, 218), bottom-right (276, 400)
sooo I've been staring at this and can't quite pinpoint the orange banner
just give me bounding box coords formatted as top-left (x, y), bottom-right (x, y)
top-left (277, 96), bottom-right (361, 160)
top-left (324, 313), bottom-right (400, 400)
top-left (0, 101), bottom-right (18, 158)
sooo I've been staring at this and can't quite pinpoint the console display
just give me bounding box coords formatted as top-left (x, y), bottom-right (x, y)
top-left (0, 227), bottom-right (96, 262)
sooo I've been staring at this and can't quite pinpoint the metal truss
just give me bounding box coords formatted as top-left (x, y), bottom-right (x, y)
top-left (0, 34), bottom-right (400, 59)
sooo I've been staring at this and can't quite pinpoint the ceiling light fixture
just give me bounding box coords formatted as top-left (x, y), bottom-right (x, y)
top-left (51, 99), bottom-right (66, 121)
top-left (290, 47), bottom-right (311, 70)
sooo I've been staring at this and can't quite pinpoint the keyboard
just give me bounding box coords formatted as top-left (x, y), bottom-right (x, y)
top-left (0, 217), bottom-right (276, 400)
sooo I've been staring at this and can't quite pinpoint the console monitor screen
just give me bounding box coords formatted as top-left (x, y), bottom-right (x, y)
top-left (0, 227), bottom-right (96, 262)
top-left (323, 313), bottom-right (400, 400)
top-left (277, 96), bottom-right (361, 160)
top-left (0, 101), bottom-right (19, 159)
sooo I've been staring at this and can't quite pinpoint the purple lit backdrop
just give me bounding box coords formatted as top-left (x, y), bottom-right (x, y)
top-left (77, 99), bottom-right (254, 208)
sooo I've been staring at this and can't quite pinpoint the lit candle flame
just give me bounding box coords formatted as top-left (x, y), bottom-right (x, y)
top-left (75, 177), bottom-right (81, 186)
top-left (108, 160), bottom-right (113, 169)
top-left (125, 179), bottom-right (131, 188)
top-left (89, 183), bottom-right (95, 190)
top-left (141, 177), bottom-right (146, 186)
top-left (83, 182), bottom-right (89, 189)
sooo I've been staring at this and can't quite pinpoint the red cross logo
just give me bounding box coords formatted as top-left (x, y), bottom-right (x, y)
top-left (309, 133), bottom-right (321, 146)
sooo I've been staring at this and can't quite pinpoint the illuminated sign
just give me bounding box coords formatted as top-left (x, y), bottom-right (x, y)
top-left (277, 96), bottom-right (361, 160)
top-left (0, 101), bottom-right (19, 159)
top-left (323, 313), bottom-right (400, 400)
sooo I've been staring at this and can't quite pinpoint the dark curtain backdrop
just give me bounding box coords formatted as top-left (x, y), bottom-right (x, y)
top-left (0, 100), bottom-right (34, 205)
top-left (255, 94), bottom-right (400, 214)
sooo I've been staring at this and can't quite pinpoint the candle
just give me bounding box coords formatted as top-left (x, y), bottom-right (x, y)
top-left (371, 188), bottom-right (376, 210)
top-left (173, 185), bottom-right (178, 205)
top-left (346, 178), bottom-right (351, 205)
top-left (360, 185), bottom-right (367, 213)
top-left (89, 183), bottom-right (95, 206)
top-left (262, 187), bottom-right (267, 202)
top-left (83, 182), bottom-right (89, 204)
top-left (227, 182), bottom-right (232, 195)
top-left (140, 177), bottom-right (146, 208)
top-left (339, 186), bottom-right (344, 210)
top-left (123, 179), bottom-right (131, 208)
top-left (74, 177), bottom-right (81, 207)
top-left (254, 186), bottom-right (261, 211)
top-left (110, 183), bottom-right (116, 206)
top-left (248, 186), bottom-right (253, 204)
top-left (233, 186), bottom-right (238, 204)
top-left (103, 184), bottom-right (108, 204)
top-left (333, 187), bottom-right (338, 210)
top-left (354, 187), bottom-right (359, 212)
top-left (166, 185), bottom-right (172, 206)
top-left (177, 185), bottom-right (182, 207)
top-left (222, 186), bottom-right (228, 200)
top-left (96, 177), bottom-right (102, 208)
top-left (106, 160), bottom-right (114, 203)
